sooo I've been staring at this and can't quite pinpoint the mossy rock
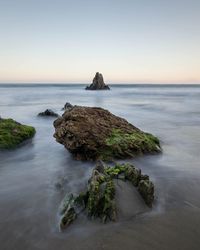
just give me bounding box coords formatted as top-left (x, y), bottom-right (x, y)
top-left (58, 161), bottom-right (155, 230)
top-left (87, 174), bottom-right (116, 222)
top-left (54, 106), bottom-right (161, 161)
top-left (0, 118), bottom-right (36, 149)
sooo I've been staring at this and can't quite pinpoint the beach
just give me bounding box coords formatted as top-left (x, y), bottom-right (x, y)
top-left (0, 84), bottom-right (200, 250)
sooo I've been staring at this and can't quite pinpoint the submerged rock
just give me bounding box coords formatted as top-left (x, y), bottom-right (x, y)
top-left (58, 162), bottom-right (155, 230)
top-left (0, 118), bottom-right (36, 149)
top-left (85, 72), bottom-right (110, 90)
top-left (53, 106), bottom-right (161, 161)
top-left (38, 109), bottom-right (59, 117)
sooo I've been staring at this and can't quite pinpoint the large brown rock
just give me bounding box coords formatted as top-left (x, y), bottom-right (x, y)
top-left (85, 72), bottom-right (110, 90)
top-left (53, 106), bottom-right (161, 160)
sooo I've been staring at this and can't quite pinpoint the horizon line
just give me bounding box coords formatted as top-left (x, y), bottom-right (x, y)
top-left (0, 82), bottom-right (200, 85)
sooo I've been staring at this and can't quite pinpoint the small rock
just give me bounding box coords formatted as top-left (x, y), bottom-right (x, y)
top-left (62, 102), bottom-right (73, 111)
top-left (38, 109), bottom-right (59, 117)
top-left (59, 193), bottom-right (74, 215)
top-left (59, 193), bottom-right (78, 230)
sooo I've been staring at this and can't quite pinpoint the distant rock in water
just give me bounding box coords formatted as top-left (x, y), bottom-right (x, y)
top-left (0, 118), bottom-right (35, 149)
top-left (53, 106), bottom-right (161, 161)
top-left (38, 109), bottom-right (59, 117)
top-left (85, 72), bottom-right (110, 90)
top-left (61, 102), bottom-right (73, 111)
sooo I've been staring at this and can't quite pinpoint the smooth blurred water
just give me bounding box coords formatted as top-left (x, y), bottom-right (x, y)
top-left (0, 84), bottom-right (200, 250)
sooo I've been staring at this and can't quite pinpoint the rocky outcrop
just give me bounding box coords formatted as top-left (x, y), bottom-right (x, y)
top-left (38, 109), bottom-right (59, 117)
top-left (85, 72), bottom-right (110, 90)
top-left (58, 161), bottom-right (155, 230)
top-left (53, 106), bottom-right (161, 161)
top-left (0, 118), bottom-right (36, 149)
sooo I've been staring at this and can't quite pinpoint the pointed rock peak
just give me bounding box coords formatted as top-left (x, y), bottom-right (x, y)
top-left (86, 72), bottom-right (110, 90)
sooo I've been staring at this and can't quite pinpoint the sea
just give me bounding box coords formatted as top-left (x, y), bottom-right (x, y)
top-left (0, 84), bottom-right (200, 250)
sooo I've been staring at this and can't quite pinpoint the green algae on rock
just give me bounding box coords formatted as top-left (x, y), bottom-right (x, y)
top-left (59, 164), bottom-right (117, 230)
top-left (0, 118), bottom-right (36, 149)
top-left (58, 161), bottom-right (155, 230)
top-left (87, 168), bottom-right (116, 222)
top-left (53, 106), bottom-right (161, 161)
top-left (102, 128), bottom-right (160, 160)
top-left (105, 163), bottom-right (155, 207)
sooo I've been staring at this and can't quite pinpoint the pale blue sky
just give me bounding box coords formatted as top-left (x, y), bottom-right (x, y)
top-left (0, 0), bottom-right (199, 83)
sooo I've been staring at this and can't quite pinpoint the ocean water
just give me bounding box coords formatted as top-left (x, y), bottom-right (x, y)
top-left (0, 84), bottom-right (200, 250)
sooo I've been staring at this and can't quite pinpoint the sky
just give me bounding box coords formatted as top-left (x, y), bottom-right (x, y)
top-left (0, 0), bottom-right (199, 84)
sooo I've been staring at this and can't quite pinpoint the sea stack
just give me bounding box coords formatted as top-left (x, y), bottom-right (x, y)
top-left (85, 72), bottom-right (110, 90)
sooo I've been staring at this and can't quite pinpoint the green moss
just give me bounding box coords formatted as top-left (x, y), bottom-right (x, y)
top-left (100, 128), bottom-right (160, 160)
top-left (105, 163), bottom-right (141, 186)
top-left (101, 179), bottom-right (116, 222)
top-left (0, 118), bottom-right (36, 149)
top-left (87, 180), bottom-right (101, 217)
top-left (86, 169), bottom-right (117, 222)
top-left (105, 164), bottom-right (126, 178)
top-left (106, 163), bottom-right (154, 207)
